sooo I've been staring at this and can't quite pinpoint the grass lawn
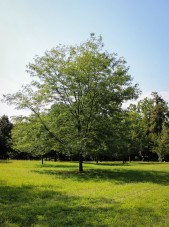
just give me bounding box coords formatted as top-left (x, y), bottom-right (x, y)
top-left (0, 160), bottom-right (169, 226)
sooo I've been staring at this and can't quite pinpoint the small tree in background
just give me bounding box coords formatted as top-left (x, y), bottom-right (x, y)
top-left (0, 115), bottom-right (13, 159)
top-left (136, 92), bottom-right (169, 161)
top-left (151, 124), bottom-right (169, 161)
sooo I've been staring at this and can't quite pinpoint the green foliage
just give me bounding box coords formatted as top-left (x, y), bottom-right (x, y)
top-left (0, 115), bottom-right (13, 158)
top-left (116, 109), bottom-right (145, 161)
top-left (134, 92), bottom-right (169, 161)
top-left (138, 92), bottom-right (169, 135)
top-left (151, 124), bottom-right (169, 161)
top-left (3, 34), bottom-right (140, 170)
top-left (12, 113), bottom-right (64, 157)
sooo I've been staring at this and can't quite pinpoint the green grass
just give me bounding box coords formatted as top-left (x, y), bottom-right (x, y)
top-left (0, 160), bottom-right (169, 226)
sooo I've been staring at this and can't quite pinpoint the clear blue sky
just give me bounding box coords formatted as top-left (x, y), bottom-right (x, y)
top-left (1, 0), bottom-right (169, 116)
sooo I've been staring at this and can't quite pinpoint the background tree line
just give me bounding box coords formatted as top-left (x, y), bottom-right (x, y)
top-left (2, 35), bottom-right (169, 170)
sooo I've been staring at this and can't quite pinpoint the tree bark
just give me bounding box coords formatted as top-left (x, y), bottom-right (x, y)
top-left (96, 156), bottom-right (99, 164)
top-left (122, 158), bottom-right (126, 164)
top-left (41, 156), bottom-right (44, 165)
top-left (79, 154), bottom-right (83, 172)
top-left (158, 154), bottom-right (162, 162)
top-left (54, 151), bottom-right (57, 162)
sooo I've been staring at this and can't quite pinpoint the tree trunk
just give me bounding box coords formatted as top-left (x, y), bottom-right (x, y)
top-left (158, 154), bottom-right (162, 162)
top-left (77, 119), bottom-right (83, 172)
top-left (79, 154), bottom-right (83, 172)
top-left (96, 156), bottom-right (99, 165)
top-left (41, 156), bottom-right (44, 165)
top-left (54, 151), bottom-right (57, 162)
top-left (122, 158), bottom-right (126, 164)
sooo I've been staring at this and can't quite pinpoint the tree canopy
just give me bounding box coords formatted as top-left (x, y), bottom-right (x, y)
top-left (3, 34), bottom-right (141, 170)
top-left (0, 115), bottom-right (13, 159)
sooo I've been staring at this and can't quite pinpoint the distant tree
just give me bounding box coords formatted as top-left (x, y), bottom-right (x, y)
top-left (151, 124), bottom-right (169, 161)
top-left (124, 107), bottom-right (145, 161)
top-left (3, 34), bottom-right (140, 171)
top-left (138, 92), bottom-right (169, 135)
top-left (11, 113), bottom-right (64, 164)
top-left (0, 115), bottom-right (13, 159)
top-left (137, 92), bottom-right (169, 161)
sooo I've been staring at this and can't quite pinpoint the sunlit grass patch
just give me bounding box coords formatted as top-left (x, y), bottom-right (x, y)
top-left (0, 160), bottom-right (169, 226)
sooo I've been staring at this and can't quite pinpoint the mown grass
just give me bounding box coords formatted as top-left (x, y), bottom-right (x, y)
top-left (0, 160), bottom-right (169, 226)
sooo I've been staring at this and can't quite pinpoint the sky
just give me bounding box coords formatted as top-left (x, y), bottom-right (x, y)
top-left (1, 0), bottom-right (169, 117)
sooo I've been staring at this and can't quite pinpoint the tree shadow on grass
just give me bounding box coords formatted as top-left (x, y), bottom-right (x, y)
top-left (39, 163), bottom-right (79, 169)
top-left (137, 162), bottom-right (168, 165)
top-left (0, 180), bottom-right (6, 185)
top-left (34, 168), bottom-right (169, 185)
top-left (0, 185), bottom-right (164, 227)
top-left (93, 161), bottom-right (169, 166)
top-left (0, 160), bottom-right (12, 163)
top-left (86, 162), bottom-right (131, 167)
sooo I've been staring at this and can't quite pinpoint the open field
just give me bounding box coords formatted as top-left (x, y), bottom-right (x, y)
top-left (0, 160), bottom-right (169, 226)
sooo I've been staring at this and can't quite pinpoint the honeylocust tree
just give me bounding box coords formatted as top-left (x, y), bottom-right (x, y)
top-left (3, 34), bottom-right (140, 171)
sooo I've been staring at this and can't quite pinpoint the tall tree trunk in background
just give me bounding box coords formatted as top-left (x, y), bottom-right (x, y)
top-left (77, 119), bottom-right (83, 172)
top-left (41, 156), bottom-right (44, 165)
top-left (54, 151), bottom-right (57, 162)
top-left (79, 153), bottom-right (83, 172)
top-left (96, 156), bottom-right (99, 164)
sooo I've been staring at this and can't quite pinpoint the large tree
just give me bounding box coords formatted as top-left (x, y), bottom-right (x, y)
top-left (3, 34), bottom-right (140, 171)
